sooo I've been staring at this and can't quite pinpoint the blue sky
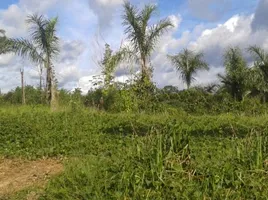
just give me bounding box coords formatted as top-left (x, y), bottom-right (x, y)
top-left (0, 0), bottom-right (267, 93)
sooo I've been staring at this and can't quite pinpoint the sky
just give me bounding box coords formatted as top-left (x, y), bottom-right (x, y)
top-left (0, 0), bottom-right (268, 93)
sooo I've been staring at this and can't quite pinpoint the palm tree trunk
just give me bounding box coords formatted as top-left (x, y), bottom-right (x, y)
top-left (39, 66), bottom-right (43, 104)
top-left (46, 65), bottom-right (52, 105)
top-left (186, 58), bottom-right (190, 89)
top-left (45, 56), bottom-right (55, 108)
top-left (51, 80), bottom-right (57, 111)
top-left (46, 63), bottom-right (57, 110)
top-left (20, 69), bottom-right (26, 105)
top-left (39, 74), bottom-right (42, 91)
top-left (186, 83), bottom-right (190, 90)
top-left (141, 57), bottom-right (149, 84)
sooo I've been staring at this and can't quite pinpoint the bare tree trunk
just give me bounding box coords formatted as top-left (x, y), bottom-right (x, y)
top-left (20, 68), bottom-right (26, 105)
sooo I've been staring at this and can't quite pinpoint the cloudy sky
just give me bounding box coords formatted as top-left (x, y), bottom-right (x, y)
top-left (0, 0), bottom-right (267, 93)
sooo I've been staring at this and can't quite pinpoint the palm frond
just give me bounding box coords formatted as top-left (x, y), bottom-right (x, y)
top-left (26, 14), bottom-right (59, 61)
top-left (8, 38), bottom-right (44, 64)
top-left (218, 73), bottom-right (231, 85)
top-left (0, 29), bottom-right (9, 54)
top-left (140, 4), bottom-right (157, 35)
top-left (45, 17), bottom-right (60, 58)
top-left (122, 1), bottom-right (142, 53)
top-left (145, 18), bottom-right (173, 55)
top-left (248, 46), bottom-right (268, 80)
top-left (27, 14), bottom-right (48, 51)
top-left (191, 52), bottom-right (209, 71)
top-left (168, 48), bottom-right (208, 88)
top-left (248, 46), bottom-right (267, 64)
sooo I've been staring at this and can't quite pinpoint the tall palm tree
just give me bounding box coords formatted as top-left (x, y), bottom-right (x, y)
top-left (218, 47), bottom-right (248, 101)
top-left (122, 1), bottom-right (173, 83)
top-left (168, 48), bottom-right (209, 89)
top-left (7, 14), bottom-right (59, 107)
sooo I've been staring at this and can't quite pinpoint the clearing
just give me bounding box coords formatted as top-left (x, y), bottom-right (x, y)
top-left (0, 158), bottom-right (63, 197)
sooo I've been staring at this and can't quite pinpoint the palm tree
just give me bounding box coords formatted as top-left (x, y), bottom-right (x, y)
top-left (218, 47), bottom-right (248, 101)
top-left (7, 14), bottom-right (59, 107)
top-left (248, 46), bottom-right (268, 102)
top-left (122, 1), bottom-right (173, 83)
top-left (248, 46), bottom-right (268, 82)
top-left (168, 48), bottom-right (209, 89)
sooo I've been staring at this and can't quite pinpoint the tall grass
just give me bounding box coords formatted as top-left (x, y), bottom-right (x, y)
top-left (1, 106), bottom-right (267, 199)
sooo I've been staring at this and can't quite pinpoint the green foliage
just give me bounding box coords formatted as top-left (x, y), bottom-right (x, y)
top-left (159, 88), bottom-right (268, 115)
top-left (6, 14), bottom-right (59, 106)
top-left (122, 1), bottom-right (173, 82)
top-left (101, 44), bottom-right (126, 88)
top-left (168, 48), bottom-right (209, 89)
top-left (0, 29), bottom-right (9, 54)
top-left (218, 47), bottom-right (248, 101)
top-left (1, 107), bottom-right (268, 199)
top-left (1, 86), bottom-right (44, 105)
top-left (249, 46), bottom-right (268, 83)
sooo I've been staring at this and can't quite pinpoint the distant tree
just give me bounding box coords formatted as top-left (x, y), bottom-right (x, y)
top-left (7, 14), bottom-right (60, 109)
top-left (194, 83), bottom-right (219, 94)
top-left (248, 46), bottom-right (268, 102)
top-left (101, 44), bottom-right (125, 88)
top-left (248, 46), bottom-right (268, 83)
top-left (218, 47), bottom-right (248, 101)
top-left (72, 88), bottom-right (83, 103)
top-left (2, 86), bottom-right (43, 104)
top-left (122, 1), bottom-right (173, 83)
top-left (163, 85), bottom-right (179, 93)
top-left (168, 49), bottom-right (209, 89)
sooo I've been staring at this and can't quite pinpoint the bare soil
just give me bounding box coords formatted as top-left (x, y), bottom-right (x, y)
top-left (0, 158), bottom-right (63, 197)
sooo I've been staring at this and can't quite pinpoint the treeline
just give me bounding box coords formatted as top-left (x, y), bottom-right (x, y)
top-left (1, 2), bottom-right (268, 113)
top-left (1, 82), bottom-right (268, 115)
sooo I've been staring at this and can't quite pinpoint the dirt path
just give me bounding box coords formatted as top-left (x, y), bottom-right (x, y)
top-left (0, 158), bottom-right (63, 197)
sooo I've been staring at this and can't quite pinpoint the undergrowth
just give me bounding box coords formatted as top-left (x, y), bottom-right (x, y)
top-left (1, 106), bottom-right (268, 199)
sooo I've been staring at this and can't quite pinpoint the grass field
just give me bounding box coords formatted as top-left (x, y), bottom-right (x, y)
top-left (1, 106), bottom-right (268, 199)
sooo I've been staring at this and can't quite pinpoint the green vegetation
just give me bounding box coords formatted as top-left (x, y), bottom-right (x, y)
top-left (1, 1), bottom-right (268, 199)
top-left (122, 1), bottom-right (173, 83)
top-left (1, 108), bottom-right (268, 199)
top-left (5, 14), bottom-right (59, 108)
top-left (168, 48), bottom-right (209, 89)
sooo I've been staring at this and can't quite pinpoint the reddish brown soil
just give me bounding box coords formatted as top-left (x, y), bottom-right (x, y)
top-left (0, 158), bottom-right (63, 197)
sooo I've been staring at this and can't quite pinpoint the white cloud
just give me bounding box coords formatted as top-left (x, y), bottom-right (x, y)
top-left (0, 4), bottom-right (28, 37)
top-left (151, 11), bottom-right (268, 89)
top-left (188, 14), bottom-right (268, 67)
top-left (19, 0), bottom-right (61, 13)
top-left (0, 54), bottom-right (15, 66)
top-left (88, 0), bottom-right (123, 30)
top-left (0, 0), bottom-right (88, 92)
